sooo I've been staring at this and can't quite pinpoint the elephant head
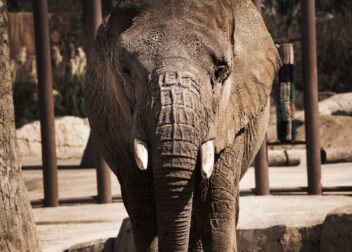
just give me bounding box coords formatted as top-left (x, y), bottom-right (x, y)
top-left (85, 0), bottom-right (279, 251)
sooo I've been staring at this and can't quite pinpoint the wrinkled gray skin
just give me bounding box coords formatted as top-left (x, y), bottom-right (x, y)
top-left (85, 0), bottom-right (280, 251)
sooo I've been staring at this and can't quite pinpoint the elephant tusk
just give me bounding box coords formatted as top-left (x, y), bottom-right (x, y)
top-left (201, 140), bottom-right (215, 179)
top-left (134, 138), bottom-right (148, 171)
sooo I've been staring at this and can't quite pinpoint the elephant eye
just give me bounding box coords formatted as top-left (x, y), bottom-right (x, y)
top-left (214, 64), bottom-right (229, 83)
top-left (122, 66), bottom-right (131, 76)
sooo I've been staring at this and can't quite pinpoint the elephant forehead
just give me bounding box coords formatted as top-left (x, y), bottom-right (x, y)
top-left (117, 1), bottom-right (233, 63)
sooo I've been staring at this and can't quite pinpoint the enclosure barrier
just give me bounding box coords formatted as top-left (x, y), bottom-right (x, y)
top-left (33, 0), bottom-right (59, 207)
top-left (253, 0), bottom-right (324, 196)
top-left (26, 0), bottom-right (350, 207)
top-left (86, 0), bottom-right (112, 204)
top-left (301, 0), bottom-right (322, 195)
top-left (253, 0), bottom-right (270, 196)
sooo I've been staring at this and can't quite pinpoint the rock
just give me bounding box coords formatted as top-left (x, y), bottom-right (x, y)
top-left (320, 206), bottom-right (352, 252)
top-left (237, 224), bottom-right (321, 252)
top-left (64, 239), bottom-right (107, 252)
top-left (113, 218), bottom-right (136, 252)
top-left (88, 219), bottom-right (136, 252)
top-left (321, 147), bottom-right (352, 164)
top-left (112, 219), bottom-right (321, 252)
top-left (296, 92), bottom-right (352, 122)
top-left (16, 116), bottom-right (90, 159)
top-left (319, 92), bottom-right (352, 116)
top-left (296, 115), bottom-right (352, 149)
top-left (250, 150), bottom-right (301, 167)
top-left (67, 220), bottom-right (137, 252)
top-left (268, 150), bottom-right (301, 166)
top-left (61, 200), bottom-right (352, 252)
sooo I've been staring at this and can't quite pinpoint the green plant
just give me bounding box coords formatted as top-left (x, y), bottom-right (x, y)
top-left (263, 0), bottom-right (352, 93)
top-left (53, 74), bottom-right (86, 117)
top-left (13, 70), bottom-right (86, 128)
top-left (13, 80), bottom-right (40, 128)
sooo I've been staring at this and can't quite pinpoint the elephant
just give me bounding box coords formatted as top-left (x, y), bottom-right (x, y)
top-left (85, 0), bottom-right (280, 251)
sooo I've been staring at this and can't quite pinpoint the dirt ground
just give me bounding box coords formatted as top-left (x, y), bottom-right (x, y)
top-left (267, 114), bottom-right (352, 149)
top-left (296, 115), bottom-right (352, 149)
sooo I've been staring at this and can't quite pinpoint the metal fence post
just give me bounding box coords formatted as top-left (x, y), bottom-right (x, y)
top-left (301, 0), bottom-right (322, 195)
top-left (86, 0), bottom-right (112, 203)
top-left (252, 0), bottom-right (270, 195)
top-left (253, 0), bottom-right (262, 13)
top-left (33, 0), bottom-right (59, 207)
top-left (254, 136), bottom-right (270, 195)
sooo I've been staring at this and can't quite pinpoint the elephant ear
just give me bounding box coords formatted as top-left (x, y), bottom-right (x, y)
top-left (85, 15), bottom-right (133, 167)
top-left (215, 0), bottom-right (280, 152)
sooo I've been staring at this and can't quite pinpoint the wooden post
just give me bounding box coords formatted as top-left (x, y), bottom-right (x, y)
top-left (301, 0), bottom-right (322, 195)
top-left (86, 0), bottom-right (112, 203)
top-left (253, 0), bottom-right (270, 195)
top-left (254, 138), bottom-right (270, 195)
top-left (33, 0), bottom-right (59, 207)
top-left (253, 0), bottom-right (262, 13)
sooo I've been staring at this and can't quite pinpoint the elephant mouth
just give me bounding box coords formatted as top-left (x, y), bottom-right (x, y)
top-left (134, 137), bottom-right (215, 178)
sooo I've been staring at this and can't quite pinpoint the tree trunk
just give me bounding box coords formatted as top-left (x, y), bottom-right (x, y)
top-left (0, 2), bottom-right (40, 251)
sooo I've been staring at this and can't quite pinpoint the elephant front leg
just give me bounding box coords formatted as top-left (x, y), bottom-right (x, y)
top-left (201, 166), bottom-right (239, 251)
top-left (123, 188), bottom-right (158, 251)
top-left (194, 137), bottom-right (244, 252)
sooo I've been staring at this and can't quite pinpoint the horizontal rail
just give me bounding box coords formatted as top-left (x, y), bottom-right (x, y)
top-left (267, 141), bottom-right (306, 146)
top-left (31, 195), bottom-right (123, 207)
top-left (22, 165), bottom-right (85, 170)
top-left (30, 186), bottom-right (352, 206)
top-left (274, 37), bottom-right (302, 44)
top-left (322, 186), bottom-right (352, 192)
top-left (240, 186), bottom-right (352, 196)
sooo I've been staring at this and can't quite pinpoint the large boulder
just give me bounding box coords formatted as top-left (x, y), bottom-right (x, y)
top-left (105, 219), bottom-right (321, 252)
top-left (63, 198), bottom-right (352, 252)
top-left (296, 92), bottom-right (352, 122)
top-left (16, 116), bottom-right (90, 159)
top-left (320, 206), bottom-right (352, 252)
top-left (238, 225), bottom-right (321, 252)
top-left (112, 218), bottom-right (136, 252)
top-left (318, 92), bottom-right (352, 116)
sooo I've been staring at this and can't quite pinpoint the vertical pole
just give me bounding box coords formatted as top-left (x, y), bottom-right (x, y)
top-left (253, 0), bottom-right (270, 195)
top-left (33, 0), bottom-right (59, 207)
top-left (86, 0), bottom-right (112, 203)
top-left (254, 137), bottom-right (270, 195)
top-left (301, 0), bottom-right (322, 195)
top-left (96, 152), bottom-right (112, 203)
top-left (253, 0), bottom-right (262, 13)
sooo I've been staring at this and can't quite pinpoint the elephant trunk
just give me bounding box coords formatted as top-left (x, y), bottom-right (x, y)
top-left (150, 71), bottom-right (203, 251)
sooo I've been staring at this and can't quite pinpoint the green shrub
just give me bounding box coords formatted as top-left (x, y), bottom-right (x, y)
top-left (263, 0), bottom-right (352, 93)
top-left (13, 80), bottom-right (40, 128)
top-left (13, 73), bottom-right (86, 128)
top-left (54, 74), bottom-right (86, 118)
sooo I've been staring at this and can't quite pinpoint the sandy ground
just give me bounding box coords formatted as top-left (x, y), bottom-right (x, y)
top-left (267, 110), bottom-right (352, 149)
top-left (21, 138), bottom-right (352, 251)
top-left (32, 195), bottom-right (352, 252)
top-left (21, 106), bottom-right (352, 251)
top-left (24, 159), bottom-right (352, 251)
top-left (23, 161), bottom-right (352, 201)
top-left (296, 115), bottom-right (352, 149)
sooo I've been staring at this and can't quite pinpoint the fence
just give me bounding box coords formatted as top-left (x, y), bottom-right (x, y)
top-left (26, 0), bottom-right (351, 207)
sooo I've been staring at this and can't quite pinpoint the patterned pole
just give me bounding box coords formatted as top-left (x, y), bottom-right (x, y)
top-left (277, 43), bottom-right (296, 141)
